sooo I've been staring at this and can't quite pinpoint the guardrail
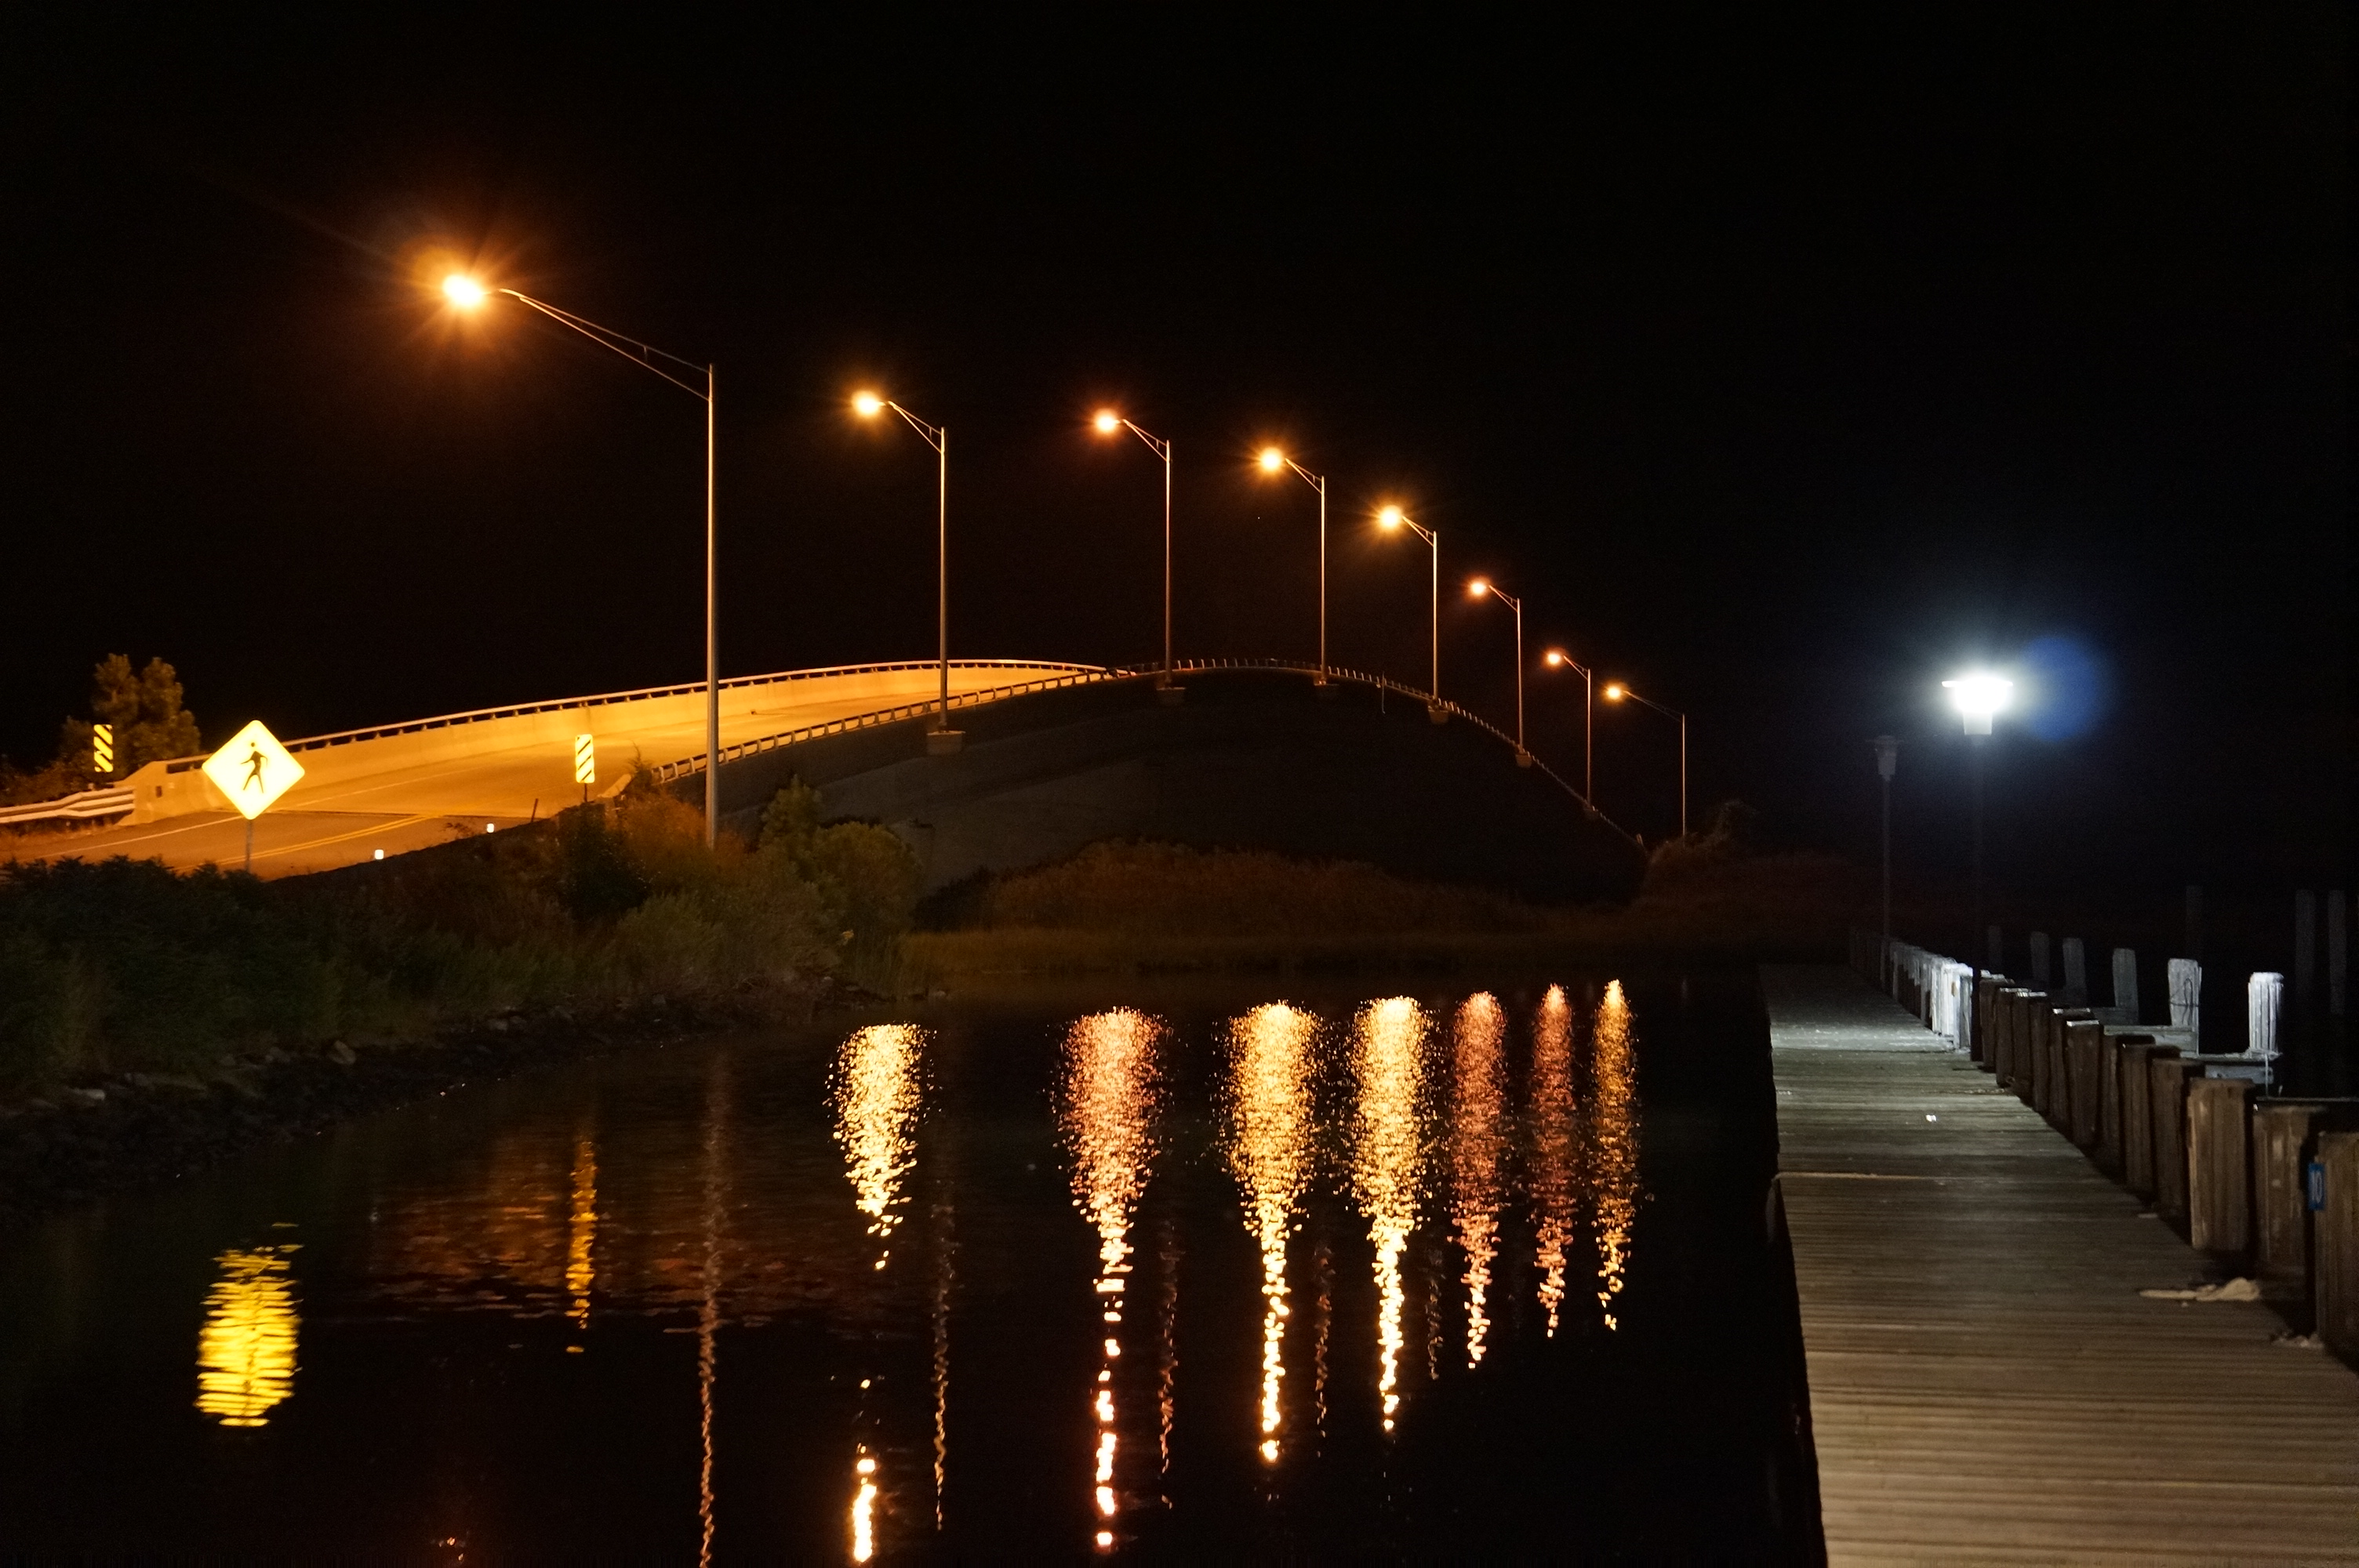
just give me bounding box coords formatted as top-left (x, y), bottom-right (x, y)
top-left (637, 657), bottom-right (1616, 831)
top-left (0, 786), bottom-right (136, 829)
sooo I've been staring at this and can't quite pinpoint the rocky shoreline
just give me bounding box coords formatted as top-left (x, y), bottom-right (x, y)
top-left (0, 982), bottom-right (860, 1234)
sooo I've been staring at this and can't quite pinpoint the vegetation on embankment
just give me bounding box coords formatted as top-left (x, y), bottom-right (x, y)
top-left (0, 782), bottom-right (918, 1099)
top-left (903, 812), bottom-right (1868, 978)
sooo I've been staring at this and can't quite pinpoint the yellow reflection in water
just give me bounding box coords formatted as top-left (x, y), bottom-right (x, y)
top-left (1529, 985), bottom-right (1578, 1336)
top-left (567, 1134), bottom-right (597, 1331)
top-left (1057, 1008), bottom-right (1164, 1553)
top-left (1219, 1002), bottom-right (1318, 1465)
top-left (1448, 993), bottom-right (1507, 1367)
top-left (850, 1448), bottom-right (878, 1562)
top-left (832, 1024), bottom-right (926, 1269)
top-left (195, 1245), bottom-right (300, 1428)
top-left (1350, 996), bottom-right (1429, 1433)
top-left (1590, 981), bottom-right (1640, 1330)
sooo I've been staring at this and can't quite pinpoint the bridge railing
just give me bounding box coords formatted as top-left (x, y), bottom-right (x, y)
top-left (638, 655), bottom-right (1613, 829)
top-left (0, 785), bottom-right (137, 829)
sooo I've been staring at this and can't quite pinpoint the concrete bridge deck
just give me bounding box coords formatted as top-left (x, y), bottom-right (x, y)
top-left (1767, 964), bottom-right (2359, 1564)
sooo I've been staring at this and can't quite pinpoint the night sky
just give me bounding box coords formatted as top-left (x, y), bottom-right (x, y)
top-left (5, 11), bottom-right (2346, 899)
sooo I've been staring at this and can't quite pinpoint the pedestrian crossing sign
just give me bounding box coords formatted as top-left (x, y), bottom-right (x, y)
top-left (202, 720), bottom-right (305, 820)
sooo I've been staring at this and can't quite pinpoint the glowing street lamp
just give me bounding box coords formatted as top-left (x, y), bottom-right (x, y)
top-left (438, 274), bottom-right (723, 845)
top-left (1093, 411), bottom-right (1176, 687)
top-left (1376, 506), bottom-right (1441, 711)
top-left (1467, 579), bottom-right (1529, 762)
top-left (1543, 649), bottom-right (1596, 801)
top-left (853, 393), bottom-right (956, 746)
top-left (1256, 447), bottom-right (1329, 683)
top-left (1602, 681), bottom-right (1687, 839)
top-left (1943, 670), bottom-right (2013, 1004)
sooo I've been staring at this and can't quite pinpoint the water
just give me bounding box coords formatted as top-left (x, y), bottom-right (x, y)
top-left (0, 974), bottom-right (1816, 1561)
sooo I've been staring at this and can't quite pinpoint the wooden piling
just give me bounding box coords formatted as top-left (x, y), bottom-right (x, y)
top-left (2066, 1018), bottom-right (2103, 1149)
top-left (2150, 1056), bottom-right (2202, 1225)
top-left (2186, 1077), bottom-right (2252, 1258)
top-left (2252, 1101), bottom-right (2323, 1283)
top-left (2319, 1131), bottom-right (2359, 1361)
top-left (2121, 1043), bottom-right (2171, 1200)
top-left (2099, 1032), bottom-right (2154, 1176)
top-left (2030, 998), bottom-right (2054, 1114)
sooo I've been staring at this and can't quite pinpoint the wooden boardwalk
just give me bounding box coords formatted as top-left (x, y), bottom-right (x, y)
top-left (1767, 964), bottom-right (2359, 1565)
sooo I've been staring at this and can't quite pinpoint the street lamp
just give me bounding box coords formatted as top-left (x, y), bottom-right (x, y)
top-left (855, 393), bottom-right (958, 751)
top-left (439, 273), bottom-right (722, 846)
top-left (1256, 446), bottom-right (1329, 684)
top-left (1093, 410), bottom-right (1176, 691)
top-left (1602, 681), bottom-right (1687, 839)
top-left (1467, 579), bottom-right (1529, 762)
top-left (1874, 735), bottom-right (1899, 992)
top-left (1943, 671), bottom-right (2012, 1011)
top-left (1375, 506), bottom-right (1444, 718)
top-left (1543, 649), bottom-right (1596, 801)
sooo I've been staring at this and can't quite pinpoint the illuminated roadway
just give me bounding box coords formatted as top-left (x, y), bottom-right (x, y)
top-left (5, 662), bottom-right (1105, 878)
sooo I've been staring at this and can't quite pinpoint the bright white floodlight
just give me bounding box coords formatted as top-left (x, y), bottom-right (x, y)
top-left (1943, 673), bottom-right (2013, 735)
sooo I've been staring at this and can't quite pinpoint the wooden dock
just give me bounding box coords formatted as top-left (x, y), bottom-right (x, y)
top-left (1767, 964), bottom-right (2359, 1564)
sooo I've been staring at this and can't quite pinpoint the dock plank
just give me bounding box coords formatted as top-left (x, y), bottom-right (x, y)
top-left (1767, 964), bottom-right (2359, 1565)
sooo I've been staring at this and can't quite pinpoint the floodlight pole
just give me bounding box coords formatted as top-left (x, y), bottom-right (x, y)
top-left (1474, 583), bottom-right (1528, 753)
top-left (1111, 419), bottom-right (1176, 680)
top-left (878, 402), bottom-right (952, 727)
top-left (499, 289), bottom-right (722, 847)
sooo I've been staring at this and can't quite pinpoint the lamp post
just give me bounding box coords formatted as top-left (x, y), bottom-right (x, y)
top-left (1874, 735), bottom-right (1899, 992)
top-left (855, 393), bottom-right (958, 749)
top-left (1256, 447), bottom-right (1329, 684)
top-left (1542, 650), bottom-right (1595, 801)
top-left (440, 274), bottom-right (722, 847)
top-left (1602, 681), bottom-right (1687, 839)
top-left (1093, 411), bottom-right (1175, 688)
top-left (1467, 579), bottom-right (1528, 762)
top-left (1374, 506), bottom-right (1441, 712)
top-left (1943, 673), bottom-right (2012, 1021)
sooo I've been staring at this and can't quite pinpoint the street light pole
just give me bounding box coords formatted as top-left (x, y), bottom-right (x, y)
top-left (439, 277), bottom-right (724, 847)
top-left (1375, 506), bottom-right (1441, 704)
top-left (856, 394), bottom-right (954, 737)
top-left (1094, 412), bottom-right (1175, 682)
top-left (1543, 651), bottom-right (1597, 801)
top-left (1603, 681), bottom-right (1688, 838)
top-left (1468, 579), bottom-right (1527, 758)
top-left (1874, 735), bottom-right (1899, 990)
top-left (1257, 448), bottom-right (1329, 683)
top-left (1944, 673), bottom-right (2012, 1044)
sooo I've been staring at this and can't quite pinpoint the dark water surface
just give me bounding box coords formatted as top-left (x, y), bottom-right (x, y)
top-left (0, 974), bottom-right (1816, 1562)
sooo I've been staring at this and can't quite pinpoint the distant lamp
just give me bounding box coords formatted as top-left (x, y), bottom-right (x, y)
top-left (1943, 672), bottom-right (2012, 735)
top-left (442, 274), bottom-right (488, 309)
top-left (1257, 445), bottom-right (1285, 472)
top-left (1092, 409), bottom-right (1122, 434)
top-left (1377, 505), bottom-right (1403, 529)
top-left (852, 390), bottom-right (885, 418)
top-left (1467, 578), bottom-right (1490, 598)
top-left (1544, 649), bottom-right (1566, 666)
top-left (1604, 683), bottom-right (1626, 701)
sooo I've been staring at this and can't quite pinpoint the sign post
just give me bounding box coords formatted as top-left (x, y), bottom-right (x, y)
top-left (200, 721), bottom-right (305, 873)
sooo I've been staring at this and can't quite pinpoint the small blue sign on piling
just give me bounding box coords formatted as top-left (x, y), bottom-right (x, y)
top-left (2306, 1160), bottom-right (2328, 1213)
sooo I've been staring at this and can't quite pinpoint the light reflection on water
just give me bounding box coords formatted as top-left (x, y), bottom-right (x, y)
top-left (1350, 997), bottom-right (1430, 1435)
top-left (1055, 1008), bottom-right (1165, 1554)
top-left (76, 980), bottom-right (1687, 1557)
top-left (194, 1245), bottom-right (300, 1427)
top-left (1218, 1002), bottom-right (1318, 1466)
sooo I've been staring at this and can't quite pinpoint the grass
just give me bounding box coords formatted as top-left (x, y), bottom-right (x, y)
top-left (903, 837), bottom-right (1868, 980)
top-left (0, 782), bottom-right (920, 1095)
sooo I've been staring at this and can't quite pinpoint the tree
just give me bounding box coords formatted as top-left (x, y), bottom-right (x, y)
top-left (55, 655), bottom-right (202, 782)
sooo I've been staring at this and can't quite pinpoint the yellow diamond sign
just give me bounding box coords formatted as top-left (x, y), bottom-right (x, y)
top-left (202, 720), bottom-right (305, 821)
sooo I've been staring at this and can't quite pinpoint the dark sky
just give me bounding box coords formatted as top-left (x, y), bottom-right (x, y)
top-left (3, 9), bottom-right (2346, 896)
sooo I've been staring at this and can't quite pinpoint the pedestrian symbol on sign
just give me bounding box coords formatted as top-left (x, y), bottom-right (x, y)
top-left (201, 721), bottom-right (305, 822)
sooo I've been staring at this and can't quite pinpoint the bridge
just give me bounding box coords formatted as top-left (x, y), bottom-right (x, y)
top-left (3, 660), bottom-right (1645, 902)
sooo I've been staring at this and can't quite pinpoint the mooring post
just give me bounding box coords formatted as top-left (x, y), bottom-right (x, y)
top-left (2013, 992), bottom-right (2047, 1106)
top-left (2293, 890), bottom-right (2317, 1033)
top-left (2250, 1101), bottom-right (2323, 1283)
top-left (2030, 930), bottom-right (2052, 988)
top-left (2066, 1017), bottom-right (2103, 1149)
top-left (2150, 1057), bottom-right (2203, 1226)
top-left (2317, 1131), bottom-right (2359, 1361)
top-left (2186, 1076), bottom-right (2252, 1258)
top-left (2099, 1031), bottom-right (2154, 1175)
top-left (2110, 946), bottom-right (2140, 1024)
top-left (2121, 1043), bottom-right (2171, 1200)
top-left (2063, 936), bottom-right (2088, 1005)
